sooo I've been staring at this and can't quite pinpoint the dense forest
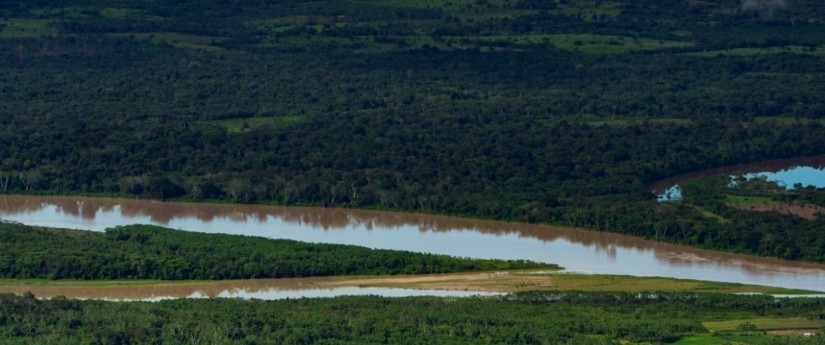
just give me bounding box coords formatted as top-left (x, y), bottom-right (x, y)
top-left (1, 292), bottom-right (824, 344)
top-left (1, 0), bottom-right (825, 261)
top-left (673, 175), bottom-right (825, 259)
top-left (0, 221), bottom-right (546, 280)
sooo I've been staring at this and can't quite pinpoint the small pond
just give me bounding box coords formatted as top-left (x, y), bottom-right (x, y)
top-left (653, 155), bottom-right (825, 201)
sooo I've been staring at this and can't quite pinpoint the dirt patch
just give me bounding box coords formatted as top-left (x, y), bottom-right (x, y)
top-left (324, 271), bottom-right (555, 292)
top-left (735, 204), bottom-right (824, 220)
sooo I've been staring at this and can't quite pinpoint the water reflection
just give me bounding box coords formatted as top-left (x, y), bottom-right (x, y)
top-left (1, 195), bottom-right (825, 291)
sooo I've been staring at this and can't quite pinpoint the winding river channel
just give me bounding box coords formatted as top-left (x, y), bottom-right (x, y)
top-left (1, 194), bottom-right (825, 297)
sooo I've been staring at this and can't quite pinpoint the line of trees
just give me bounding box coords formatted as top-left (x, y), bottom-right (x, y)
top-left (0, 292), bottom-right (824, 344)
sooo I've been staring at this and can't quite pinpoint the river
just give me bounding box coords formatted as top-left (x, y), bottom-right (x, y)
top-left (1, 194), bottom-right (824, 296)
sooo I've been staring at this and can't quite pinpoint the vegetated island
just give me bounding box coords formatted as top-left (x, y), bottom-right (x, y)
top-left (0, 221), bottom-right (551, 280)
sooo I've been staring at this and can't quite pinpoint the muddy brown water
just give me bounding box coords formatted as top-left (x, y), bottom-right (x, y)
top-left (0, 195), bottom-right (824, 296)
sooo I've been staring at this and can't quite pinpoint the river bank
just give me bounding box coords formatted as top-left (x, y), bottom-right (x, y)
top-left (0, 270), bottom-right (816, 301)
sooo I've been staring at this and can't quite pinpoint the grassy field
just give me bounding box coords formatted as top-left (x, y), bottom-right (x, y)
top-left (690, 205), bottom-right (730, 223)
top-left (0, 271), bottom-right (817, 295)
top-left (370, 0), bottom-right (530, 21)
top-left (0, 19), bottom-right (56, 38)
top-left (725, 195), bottom-right (778, 207)
top-left (685, 45), bottom-right (825, 57)
top-left (364, 0), bottom-right (622, 22)
top-left (557, 0), bottom-right (623, 21)
top-left (29, 6), bottom-right (159, 20)
top-left (703, 317), bottom-right (825, 332)
top-left (447, 33), bottom-right (693, 53)
top-left (111, 32), bottom-right (228, 51)
top-left (516, 273), bottom-right (817, 294)
top-left (754, 116), bottom-right (825, 125)
top-left (213, 115), bottom-right (306, 133)
top-left (674, 333), bottom-right (778, 345)
top-left (367, 0), bottom-right (509, 11)
top-left (584, 117), bottom-right (694, 127)
top-left (0, 279), bottom-right (174, 287)
top-left (3, 3), bottom-right (738, 58)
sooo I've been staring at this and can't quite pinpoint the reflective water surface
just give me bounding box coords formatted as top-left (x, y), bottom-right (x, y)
top-left (1, 195), bottom-right (825, 292)
top-left (744, 166), bottom-right (825, 190)
top-left (652, 155), bottom-right (825, 201)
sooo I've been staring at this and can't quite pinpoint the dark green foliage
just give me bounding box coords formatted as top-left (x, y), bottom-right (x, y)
top-left (0, 222), bottom-right (548, 280)
top-left (762, 336), bottom-right (825, 345)
top-left (1, 292), bottom-right (824, 344)
top-left (737, 322), bottom-right (759, 331)
top-left (1, 0), bottom-right (825, 262)
top-left (679, 176), bottom-right (825, 261)
top-left (777, 186), bottom-right (825, 208)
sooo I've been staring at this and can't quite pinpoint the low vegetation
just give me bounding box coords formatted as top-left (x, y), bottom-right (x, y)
top-left (1, 271), bottom-right (811, 298)
top-left (704, 317), bottom-right (825, 333)
top-left (685, 45), bottom-right (825, 57)
top-left (1, 292), bottom-right (824, 344)
top-left (446, 33), bottom-right (693, 53)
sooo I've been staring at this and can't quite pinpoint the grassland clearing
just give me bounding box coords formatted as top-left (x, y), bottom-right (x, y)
top-left (111, 32), bottom-right (227, 51)
top-left (703, 317), bottom-right (825, 332)
top-left (365, 0), bottom-right (512, 14)
top-left (446, 33), bottom-right (693, 53)
top-left (0, 19), bottom-right (56, 38)
top-left (691, 205), bottom-right (729, 223)
top-left (330, 271), bottom-right (814, 294)
top-left (685, 45), bottom-right (825, 57)
top-left (0, 271), bottom-right (814, 299)
top-left (754, 116), bottom-right (825, 125)
top-left (739, 204), bottom-right (824, 220)
top-left (28, 6), bottom-right (160, 20)
top-left (213, 115), bottom-right (306, 133)
top-left (673, 333), bottom-right (775, 345)
top-left (725, 195), bottom-right (823, 220)
top-left (556, 1), bottom-right (623, 21)
top-left (767, 329), bottom-right (820, 335)
top-left (725, 195), bottom-right (777, 207)
top-left (0, 279), bottom-right (171, 287)
top-left (585, 117), bottom-right (694, 127)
